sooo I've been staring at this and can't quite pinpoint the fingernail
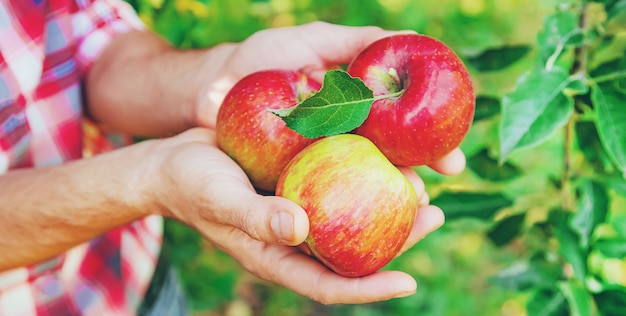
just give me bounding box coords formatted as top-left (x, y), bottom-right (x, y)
top-left (271, 212), bottom-right (294, 243)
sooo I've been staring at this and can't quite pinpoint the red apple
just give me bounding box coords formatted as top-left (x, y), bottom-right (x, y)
top-left (216, 69), bottom-right (321, 192)
top-left (276, 134), bottom-right (418, 277)
top-left (347, 34), bottom-right (475, 166)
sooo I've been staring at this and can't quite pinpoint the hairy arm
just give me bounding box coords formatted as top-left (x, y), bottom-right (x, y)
top-left (0, 141), bottom-right (157, 271)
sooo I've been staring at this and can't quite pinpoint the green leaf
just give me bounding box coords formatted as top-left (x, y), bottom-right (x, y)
top-left (571, 179), bottom-right (610, 248)
top-left (611, 216), bottom-right (626, 237)
top-left (564, 74), bottom-right (590, 95)
top-left (487, 213), bottom-right (526, 247)
top-left (269, 70), bottom-right (374, 138)
top-left (431, 192), bottom-right (513, 221)
top-left (594, 288), bottom-right (626, 316)
top-left (526, 288), bottom-right (568, 316)
top-left (589, 39), bottom-right (626, 76)
top-left (467, 149), bottom-right (521, 181)
top-left (499, 68), bottom-right (571, 162)
top-left (553, 211), bottom-right (587, 282)
top-left (558, 281), bottom-right (595, 316)
top-left (467, 45), bottom-right (531, 72)
top-left (595, 238), bottom-right (626, 258)
top-left (575, 121), bottom-right (616, 172)
top-left (489, 255), bottom-right (564, 291)
top-left (536, 8), bottom-right (584, 68)
top-left (516, 93), bottom-right (574, 150)
top-left (607, 0), bottom-right (626, 19)
top-left (473, 96), bottom-right (500, 122)
top-left (591, 83), bottom-right (626, 175)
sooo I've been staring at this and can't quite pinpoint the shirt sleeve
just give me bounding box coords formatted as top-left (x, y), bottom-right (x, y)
top-left (72, 0), bottom-right (146, 72)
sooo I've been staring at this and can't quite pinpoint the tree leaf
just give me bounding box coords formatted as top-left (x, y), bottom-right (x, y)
top-left (487, 213), bottom-right (526, 247)
top-left (269, 70), bottom-right (374, 138)
top-left (591, 83), bottom-right (626, 175)
top-left (467, 149), bottom-right (521, 181)
top-left (571, 179), bottom-right (609, 248)
top-left (516, 92), bottom-right (574, 150)
top-left (552, 210), bottom-right (587, 282)
top-left (467, 45), bottom-right (531, 72)
top-left (611, 215), bottom-right (626, 237)
top-left (595, 238), bottom-right (626, 258)
top-left (431, 192), bottom-right (513, 221)
top-left (499, 68), bottom-right (571, 162)
top-left (594, 288), bottom-right (626, 316)
top-left (575, 121), bottom-right (616, 172)
top-left (489, 255), bottom-right (564, 291)
top-left (606, 0), bottom-right (626, 20)
top-left (564, 74), bottom-right (590, 95)
top-left (536, 8), bottom-right (584, 67)
top-left (473, 96), bottom-right (501, 122)
top-left (558, 281), bottom-right (595, 316)
top-left (527, 288), bottom-right (569, 316)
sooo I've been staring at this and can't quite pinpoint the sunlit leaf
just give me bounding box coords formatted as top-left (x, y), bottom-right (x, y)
top-left (558, 281), bottom-right (594, 316)
top-left (552, 210), bottom-right (587, 282)
top-left (595, 239), bottom-right (626, 258)
top-left (431, 192), bottom-right (513, 221)
top-left (516, 92), bottom-right (574, 150)
top-left (607, 0), bottom-right (626, 19)
top-left (489, 255), bottom-right (564, 291)
top-left (611, 216), bottom-right (626, 237)
top-left (536, 8), bottom-right (584, 66)
top-left (571, 179), bottom-right (609, 248)
top-left (270, 70), bottom-right (374, 138)
top-left (591, 83), bottom-right (626, 175)
top-left (527, 288), bottom-right (568, 316)
top-left (499, 68), bottom-right (571, 162)
top-left (564, 75), bottom-right (590, 95)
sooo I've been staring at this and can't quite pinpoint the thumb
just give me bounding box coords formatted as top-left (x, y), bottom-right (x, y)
top-left (208, 188), bottom-right (310, 246)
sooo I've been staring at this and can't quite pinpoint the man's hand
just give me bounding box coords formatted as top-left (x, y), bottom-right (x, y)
top-left (193, 21), bottom-right (418, 130)
top-left (146, 128), bottom-right (463, 304)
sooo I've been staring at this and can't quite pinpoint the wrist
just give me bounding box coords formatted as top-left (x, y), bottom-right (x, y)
top-left (118, 138), bottom-right (170, 218)
top-left (192, 42), bottom-right (239, 129)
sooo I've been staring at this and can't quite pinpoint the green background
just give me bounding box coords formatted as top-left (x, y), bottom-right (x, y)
top-left (123, 0), bottom-right (626, 315)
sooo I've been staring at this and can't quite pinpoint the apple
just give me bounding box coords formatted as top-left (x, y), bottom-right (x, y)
top-left (216, 69), bottom-right (321, 192)
top-left (275, 134), bottom-right (418, 277)
top-left (346, 34), bottom-right (475, 166)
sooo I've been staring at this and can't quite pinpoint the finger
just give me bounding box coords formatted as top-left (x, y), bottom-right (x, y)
top-left (397, 166), bottom-right (426, 202)
top-left (428, 148), bottom-right (466, 175)
top-left (259, 246), bottom-right (417, 304)
top-left (204, 223), bottom-right (417, 304)
top-left (172, 127), bottom-right (218, 146)
top-left (203, 183), bottom-right (310, 246)
top-left (398, 205), bottom-right (445, 255)
top-left (271, 252), bottom-right (417, 304)
top-left (297, 22), bottom-right (417, 68)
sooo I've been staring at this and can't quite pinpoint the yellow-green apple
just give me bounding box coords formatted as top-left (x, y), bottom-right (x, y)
top-left (275, 134), bottom-right (419, 277)
top-left (347, 34), bottom-right (475, 166)
top-left (216, 69), bottom-right (321, 192)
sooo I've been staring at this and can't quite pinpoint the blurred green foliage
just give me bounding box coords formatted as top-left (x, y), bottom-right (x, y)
top-left (124, 0), bottom-right (626, 315)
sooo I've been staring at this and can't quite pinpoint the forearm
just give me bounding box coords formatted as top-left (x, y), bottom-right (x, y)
top-left (85, 30), bottom-right (236, 136)
top-left (0, 141), bottom-right (158, 271)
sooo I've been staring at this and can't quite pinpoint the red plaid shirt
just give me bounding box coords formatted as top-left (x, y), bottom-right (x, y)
top-left (0, 0), bottom-right (162, 315)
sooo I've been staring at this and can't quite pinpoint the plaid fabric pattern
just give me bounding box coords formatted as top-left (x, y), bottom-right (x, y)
top-left (0, 0), bottom-right (163, 315)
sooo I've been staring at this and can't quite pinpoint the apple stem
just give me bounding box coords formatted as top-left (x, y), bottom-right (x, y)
top-left (373, 89), bottom-right (404, 101)
top-left (388, 68), bottom-right (400, 84)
